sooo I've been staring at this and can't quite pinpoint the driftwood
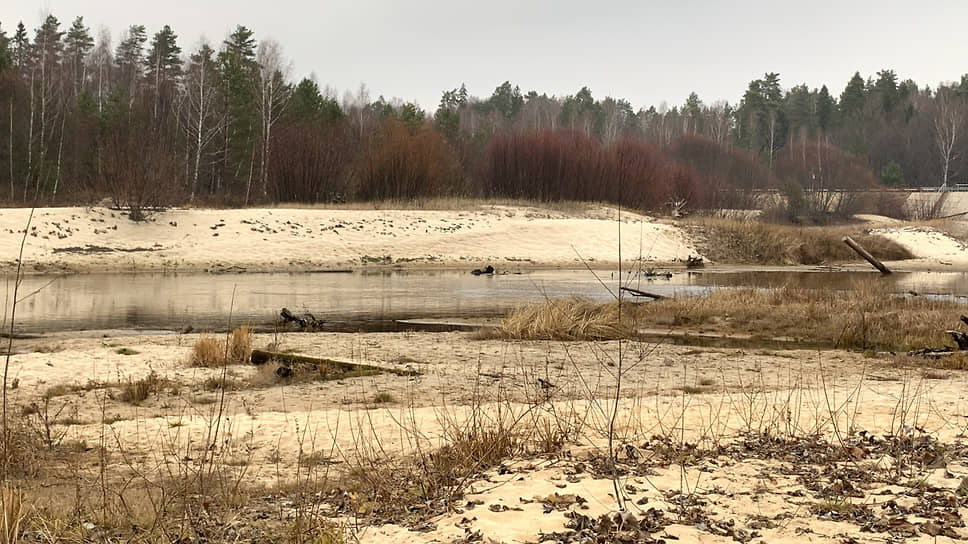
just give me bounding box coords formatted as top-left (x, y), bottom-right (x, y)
top-left (685, 255), bottom-right (704, 268)
top-left (842, 236), bottom-right (891, 274)
top-left (620, 286), bottom-right (665, 300)
top-left (907, 347), bottom-right (953, 359)
top-left (250, 349), bottom-right (419, 377)
top-left (948, 331), bottom-right (968, 350)
top-left (909, 314), bottom-right (968, 357)
top-left (280, 308), bottom-right (324, 329)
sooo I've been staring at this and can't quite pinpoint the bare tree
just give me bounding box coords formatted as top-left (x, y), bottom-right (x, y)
top-left (178, 42), bottom-right (226, 202)
top-left (705, 101), bottom-right (731, 145)
top-left (253, 39), bottom-right (291, 204)
top-left (934, 86), bottom-right (964, 190)
top-left (88, 28), bottom-right (112, 114)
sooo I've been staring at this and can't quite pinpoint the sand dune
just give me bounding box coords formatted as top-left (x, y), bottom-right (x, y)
top-left (0, 205), bottom-right (701, 274)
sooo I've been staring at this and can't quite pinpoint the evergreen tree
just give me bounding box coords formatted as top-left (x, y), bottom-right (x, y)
top-left (488, 81), bottom-right (523, 120)
top-left (784, 84), bottom-right (813, 136)
top-left (840, 72), bottom-right (867, 118)
top-left (145, 25), bottom-right (182, 118)
top-left (873, 69), bottom-right (898, 113)
top-left (115, 25), bottom-right (147, 93)
top-left (12, 22), bottom-right (28, 69)
top-left (289, 77), bottom-right (324, 119)
top-left (434, 83), bottom-right (467, 142)
top-left (881, 161), bottom-right (905, 187)
top-left (65, 16), bottom-right (94, 96)
top-left (398, 102), bottom-right (424, 130)
top-left (0, 22), bottom-right (10, 71)
top-left (816, 85), bottom-right (835, 133)
top-left (217, 25), bottom-right (260, 191)
top-left (33, 14), bottom-right (65, 69)
top-left (145, 25), bottom-right (182, 79)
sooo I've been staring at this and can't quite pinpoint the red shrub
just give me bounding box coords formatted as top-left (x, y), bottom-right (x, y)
top-left (270, 120), bottom-right (353, 202)
top-left (354, 119), bottom-right (462, 200)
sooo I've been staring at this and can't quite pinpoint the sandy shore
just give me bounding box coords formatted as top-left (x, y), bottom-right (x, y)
top-left (0, 204), bottom-right (700, 274)
top-left (5, 330), bottom-right (968, 542)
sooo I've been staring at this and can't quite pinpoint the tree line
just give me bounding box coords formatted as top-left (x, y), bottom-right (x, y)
top-left (0, 15), bottom-right (966, 219)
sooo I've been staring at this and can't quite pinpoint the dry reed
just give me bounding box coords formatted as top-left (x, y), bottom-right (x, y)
top-left (189, 326), bottom-right (253, 367)
top-left (492, 283), bottom-right (961, 351)
top-left (690, 217), bottom-right (914, 265)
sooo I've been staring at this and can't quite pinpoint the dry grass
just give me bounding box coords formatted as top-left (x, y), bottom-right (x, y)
top-left (116, 371), bottom-right (165, 405)
top-left (189, 326), bottom-right (253, 367)
top-left (340, 417), bottom-right (523, 523)
top-left (688, 217), bottom-right (914, 265)
top-left (0, 484), bottom-right (24, 544)
top-left (492, 283), bottom-right (963, 351)
top-left (485, 297), bottom-right (637, 341)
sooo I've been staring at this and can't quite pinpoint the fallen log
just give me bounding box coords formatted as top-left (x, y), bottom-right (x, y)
top-left (250, 349), bottom-right (419, 378)
top-left (948, 330), bottom-right (968, 350)
top-left (842, 236), bottom-right (891, 274)
top-left (620, 286), bottom-right (665, 300)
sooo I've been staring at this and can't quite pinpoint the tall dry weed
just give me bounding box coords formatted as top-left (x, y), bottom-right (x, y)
top-left (0, 484), bottom-right (24, 544)
top-left (493, 285), bottom-right (959, 351)
top-left (189, 326), bottom-right (253, 367)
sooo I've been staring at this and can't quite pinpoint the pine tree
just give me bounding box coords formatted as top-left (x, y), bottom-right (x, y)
top-left (33, 14), bottom-right (65, 68)
top-left (840, 72), bottom-right (867, 118)
top-left (65, 17), bottom-right (94, 97)
top-left (217, 25), bottom-right (260, 194)
top-left (12, 22), bottom-right (28, 70)
top-left (873, 69), bottom-right (899, 114)
top-left (0, 22), bottom-right (10, 71)
top-left (145, 25), bottom-right (182, 119)
top-left (289, 77), bottom-right (325, 119)
top-left (115, 25), bottom-right (147, 95)
top-left (816, 85), bottom-right (835, 133)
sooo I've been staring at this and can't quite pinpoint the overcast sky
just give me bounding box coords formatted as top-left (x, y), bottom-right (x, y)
top-left (3, 0), bottom-right (967, 112)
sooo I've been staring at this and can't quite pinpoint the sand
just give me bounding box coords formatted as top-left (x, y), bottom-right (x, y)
top-left (874, 225), bottom-right (968, 267)
top-left (0, 205), bottom-right (700, 274)
top-left (7, 328), bottom-right (968, 543)
top-left (5, 206), bottom-right (968, 542)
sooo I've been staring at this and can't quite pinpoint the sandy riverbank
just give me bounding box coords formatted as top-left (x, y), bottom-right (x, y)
top-left (5, 329), bottom-right (968, 543)
top-left (0, 204), bottom-right (701, 274)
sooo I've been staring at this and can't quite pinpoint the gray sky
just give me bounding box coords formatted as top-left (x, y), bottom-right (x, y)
top-left (3, 0), bottom-right (967, 112)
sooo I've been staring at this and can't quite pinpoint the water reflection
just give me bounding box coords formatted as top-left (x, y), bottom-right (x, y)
top-left (4, 268), bottom-right (968, 333)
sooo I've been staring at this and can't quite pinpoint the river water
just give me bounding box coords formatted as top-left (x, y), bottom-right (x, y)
top-left (3, 268), bottom-right (968, 333)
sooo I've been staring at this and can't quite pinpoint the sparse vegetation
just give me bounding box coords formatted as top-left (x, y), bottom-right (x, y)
top-left (371, 392), bottom-right (394, 404)
top-left (689, 217), bottom-right (914, 265)
top-left (492, 283), bottom-right (963, 351)
top-left (116, 371), bottom-right (165, 405)
top-left (189, 326), bottom-right (253, 367)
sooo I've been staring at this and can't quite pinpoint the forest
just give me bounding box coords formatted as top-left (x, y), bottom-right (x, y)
top-left (0, 15), bottom-right (966, 219)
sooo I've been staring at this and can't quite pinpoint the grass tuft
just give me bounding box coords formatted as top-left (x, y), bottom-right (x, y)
top-left (189, 326), bottom-right (253, 367)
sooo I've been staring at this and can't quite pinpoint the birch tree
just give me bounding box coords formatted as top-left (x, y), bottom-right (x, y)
top-left (254, 38), bottom-right (290, 203)
top-left (934, 86), bottom-right (964, 189)
top-left (88, 28), bottom-right (111, 113)
top-left (178, 43), bottom-right (224, 201)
